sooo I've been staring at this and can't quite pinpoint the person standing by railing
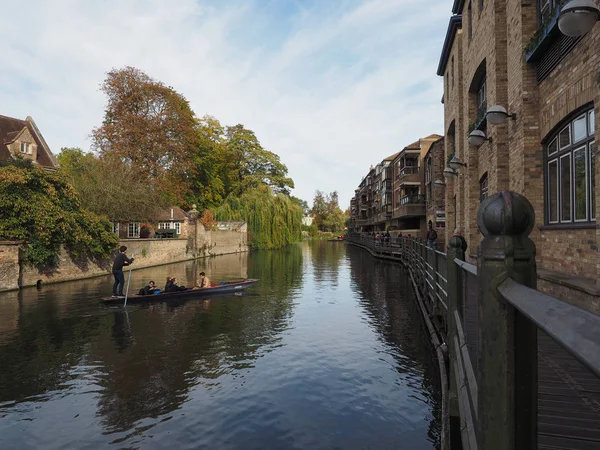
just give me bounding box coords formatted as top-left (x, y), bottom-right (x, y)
top-left (426, 221), bottom-right (438, 249)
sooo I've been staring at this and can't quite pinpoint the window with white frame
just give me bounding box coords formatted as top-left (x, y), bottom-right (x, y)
top-left (545, 107), bottom-right (595, 224)
top-left (20, 142), bottom-right (32, 154)
top-left (128, 222), bottom-right (140, 238)
top-left (480, 172), bottom-right (489, 203)
top-left (112, 222), bottom-right (119, 235)
top-left (158, 222), bottom-right (181, 234)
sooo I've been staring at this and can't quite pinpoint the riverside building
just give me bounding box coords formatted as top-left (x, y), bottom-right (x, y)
top-left (437, 0), bottom-right (600, 311)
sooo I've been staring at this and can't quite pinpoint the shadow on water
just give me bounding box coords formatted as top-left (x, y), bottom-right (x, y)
top-left (0, 243), bottom-right (440, 449)
top-left (346, 244), bottom-right (442, 448)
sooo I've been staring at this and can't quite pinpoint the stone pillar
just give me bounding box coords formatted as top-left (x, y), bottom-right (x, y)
top-left (476, 191), bottom-right (537, 450)
top-left (446, 232), bottom-right (467, 423)
top-left (187, 204), bottom-right (199, 257)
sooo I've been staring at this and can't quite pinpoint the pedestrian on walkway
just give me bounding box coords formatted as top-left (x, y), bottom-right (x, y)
top-left (426, 221), bottom-right (438, 249)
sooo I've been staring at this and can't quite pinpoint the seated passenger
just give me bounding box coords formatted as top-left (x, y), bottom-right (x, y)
top-left (195, 272), bottom-right (211, 289)
top-left (165, 277), bottom-right (176, 292)
top-left (171, 278), bottom-right (187, 291)
top-left (144, 280), bottom-right (159, 295)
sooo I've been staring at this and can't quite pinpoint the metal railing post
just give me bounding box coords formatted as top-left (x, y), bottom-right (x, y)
top-left (476, 191), bottom-right (538, 449)
top-left (446, 233), bottom-right (467, 435)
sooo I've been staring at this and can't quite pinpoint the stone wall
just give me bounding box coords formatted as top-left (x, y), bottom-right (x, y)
top-left (0, 242), bottom-right (21, 292)
top-left (2, 225), bottom-right (249, 291)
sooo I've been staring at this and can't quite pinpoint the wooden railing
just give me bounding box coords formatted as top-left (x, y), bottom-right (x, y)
top-left (346, 191), bottom-right (600, 450)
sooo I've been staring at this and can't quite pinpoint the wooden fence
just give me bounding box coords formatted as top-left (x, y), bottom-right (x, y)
top-left (346, 191), bottom-right (600, 450)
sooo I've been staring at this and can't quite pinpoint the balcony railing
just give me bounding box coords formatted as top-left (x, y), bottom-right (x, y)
top-left (396, 166), bottom-right (419, 178)
top-left (397, 194), bottom-right (425, 207)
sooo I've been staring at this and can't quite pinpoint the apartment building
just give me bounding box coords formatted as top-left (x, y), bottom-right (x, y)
top-left (438, 0), bottom-right (600, 309)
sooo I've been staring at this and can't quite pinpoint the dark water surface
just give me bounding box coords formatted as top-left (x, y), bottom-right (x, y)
top-left (0, 241), bottom-right (440, 449)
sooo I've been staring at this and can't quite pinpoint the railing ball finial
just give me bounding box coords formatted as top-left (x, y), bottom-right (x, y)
top-left (477, 191), bottom-right (535, 237)
top-left (449, 231), bottom-right (468, 252)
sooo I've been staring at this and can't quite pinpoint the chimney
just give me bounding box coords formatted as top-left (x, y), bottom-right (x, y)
top-left (170, 208), bottom-right (173, 219)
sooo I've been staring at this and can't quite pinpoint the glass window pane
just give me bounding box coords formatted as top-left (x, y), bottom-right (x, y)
top-left (591, 142), bottom-right (596, 219)
top-left (548, 160), bottom-right (558, 222)
top-left (560, 154), bottom-right (571, 221)
top-left (559, 126), bottom-right (570, 149)
top-left (547, 138), bottom-right (558, 156)
top-left (573, 115), bottom-right (587, 143)
top-left (590, 110), bottom-right (595, 135)
top-left (573, 147), bottom-right (587, 220)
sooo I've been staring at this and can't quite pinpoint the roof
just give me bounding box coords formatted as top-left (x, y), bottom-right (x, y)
top-left (452, 0), bottom-right (464, 14)
top-left (155, 206), bottom-right (189, 221)
top-left (0, 115), bottom-right (57, 168)
top-left (384, 151), bottom-right (399, 162)
top-left (437, 15), bottom-right (462, 76)
top-left (424, 136), bottom-right (445, 158)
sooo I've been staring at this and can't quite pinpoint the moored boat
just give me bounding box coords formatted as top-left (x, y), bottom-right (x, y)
top-left (102, 279), bottom-right (258, 304)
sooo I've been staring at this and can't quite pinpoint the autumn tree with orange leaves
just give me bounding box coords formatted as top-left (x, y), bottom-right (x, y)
top-left (91, 67), bottom-right (202, 205)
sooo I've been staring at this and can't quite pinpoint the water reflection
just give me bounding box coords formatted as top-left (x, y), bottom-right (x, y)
top-left (0, 242), bottom-right (440, 450)
top-left (346, 244), bottom-right (441, 447)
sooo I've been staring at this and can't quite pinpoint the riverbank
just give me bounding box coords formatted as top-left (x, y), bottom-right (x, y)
top-left (0, 228), bottom-right (248, 292)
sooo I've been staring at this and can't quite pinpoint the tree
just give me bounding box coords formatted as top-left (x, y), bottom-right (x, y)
top-left (222, 124), bottom-right (294, 197)
top-left (291, 196), bottom-right (310, 215)
top-left (91, 66), bottom-right (199, 204)
top-left (57, 148), bottom-right (163, 222)
top-left (311, 190), bottom-right (345, 232)
top-left (0, 160), bottom-right (118, 267)
top-left (214, 186), bottom-right (302, 249)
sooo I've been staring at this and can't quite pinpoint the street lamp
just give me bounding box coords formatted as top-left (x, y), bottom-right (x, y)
top-left (443, 167), bottom-right (458, 178)
top-left (486, 105), bottom-right (517, 125)
top-left (448, 154), bottom-right (467, 170)
top-left (468, 129), bottom-right (492, 147)
top-left (558, 0), bottom-right (600, 37)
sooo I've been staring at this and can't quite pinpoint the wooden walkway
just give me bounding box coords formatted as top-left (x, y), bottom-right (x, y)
top-left (538, 331), bottom-right (600, 450)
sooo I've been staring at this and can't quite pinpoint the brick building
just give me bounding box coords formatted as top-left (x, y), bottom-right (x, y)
top-left (349, 134), bottom-right (444, 240)
top-left (438, 0), bottom-right (600, 310)
top-left (424, 137), bottom-right (447, 247)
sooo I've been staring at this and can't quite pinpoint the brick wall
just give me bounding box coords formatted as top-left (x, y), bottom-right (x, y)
top-left (0, 242), bottom-right (21, 292)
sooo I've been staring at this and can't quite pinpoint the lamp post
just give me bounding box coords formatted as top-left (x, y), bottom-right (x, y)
top-left (485, 105), bottom-right (517, 125)
top-left (558, 0), bottom-right (600, 37)
top-left (468, 129), bottom-right (492, 147)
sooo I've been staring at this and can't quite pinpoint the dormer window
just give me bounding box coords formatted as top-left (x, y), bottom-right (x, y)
top-left (20, 142), bottom-right (32, 154)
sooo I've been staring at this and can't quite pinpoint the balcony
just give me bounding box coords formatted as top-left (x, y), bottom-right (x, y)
top-left (396, 166), bottom-right (421, 184)
top-left (394, 194), bottom-right (426, 218)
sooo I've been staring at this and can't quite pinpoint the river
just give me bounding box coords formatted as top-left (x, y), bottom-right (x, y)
top-left (0, 241), bottom-right (440, 449)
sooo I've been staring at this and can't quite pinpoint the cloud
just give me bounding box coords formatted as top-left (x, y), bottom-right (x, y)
top-left (0, 0), bottom-right (449, 208)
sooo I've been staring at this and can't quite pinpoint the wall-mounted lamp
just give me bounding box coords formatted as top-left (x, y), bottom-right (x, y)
top-left (443, 167), bottom-right (458, 179)
top-left (558, 0), bottom-right (600, 37)
top-left (486, 105), bottom-right (517, 125)
top-left (468, 129), bottom-right (492, 147)
top-left (448, 155), bottom-right (467, 170)
top-left (434, 179), bottom-right (446, 188)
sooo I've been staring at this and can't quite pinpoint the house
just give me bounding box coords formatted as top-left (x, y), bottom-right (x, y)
top-left (0, 115), bottom-right (58, 170)
top-left (114, 207), bottom-right (190, 239)
top-left (437, 0), bottom-right (599, 310)
top-left (302, 215), bottom-right (314, 226)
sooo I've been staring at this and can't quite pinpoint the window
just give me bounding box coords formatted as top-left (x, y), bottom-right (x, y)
top-left (426, 157), bottom-right (433, 205)
top-left (159, 222), bottom-right (181, 234)
top-left (446, 72), bottom-right (449, 94)
top-left (545, 107), bottom-right (595, 224)
top-left (468, 2), bottom-right (473, 40)
top-left (128, 222), bottom-right (140, 238)
top-left (479, 0), bottom-right (484, 12)
top-left (538, 0), bottom-right (554, 25)
top-left (112, 222), bottom-right (119, 235)
top-left (476, 78), bottom-right (487, 121)
top-left (451, 56), bottom-right (455, 88)
top-left (480, 173), bottom-right (488, 202)
top-left (20, 142), bottom-right (31, 154)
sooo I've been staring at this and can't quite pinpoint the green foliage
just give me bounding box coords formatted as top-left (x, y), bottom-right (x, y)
top-left (57, 148), bottom-right (164, 221)
top-left (0, 162), bottom-right (119, 267)
top-left (311, 190), bottom-right (346, 232)
top-left (214, 186), bottom-right (302, 249)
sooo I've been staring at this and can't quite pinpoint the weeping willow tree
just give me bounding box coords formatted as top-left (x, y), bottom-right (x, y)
top-left (214, 186), bottom-right (302, 249)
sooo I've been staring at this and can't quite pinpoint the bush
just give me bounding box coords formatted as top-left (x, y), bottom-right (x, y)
top-left (0, 162), bottom-right (119, 267)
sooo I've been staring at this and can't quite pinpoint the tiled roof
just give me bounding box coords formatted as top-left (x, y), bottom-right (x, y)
top-left (0, 115), bottom-right (57, 168)
top-left (155, 206), bottom-right (189, 221)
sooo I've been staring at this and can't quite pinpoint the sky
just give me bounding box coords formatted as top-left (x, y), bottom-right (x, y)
top-left (0, 0), bottom-right (450, 209)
